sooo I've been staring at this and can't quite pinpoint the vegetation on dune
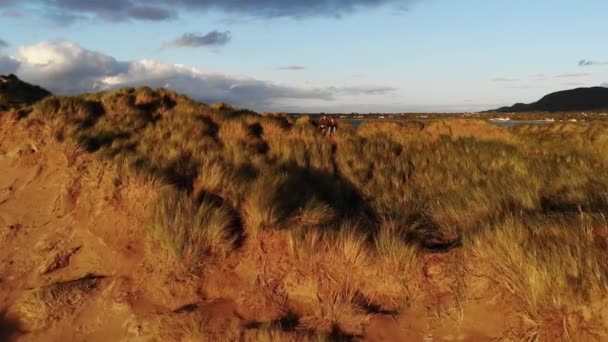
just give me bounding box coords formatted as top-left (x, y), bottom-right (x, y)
top-left (14, 275), bottom-right (105, 332)
top-left (148, 188), bottom-right (239, 273)
top-left (470, 214), bottom-right (608, 339)
top-left (11, 86), bottom-right (608, 339)
top-left (0, 74), bottom-right (51, 111)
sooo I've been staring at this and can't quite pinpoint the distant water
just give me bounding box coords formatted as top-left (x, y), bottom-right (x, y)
top-left (489, 121), bottom-right (553, 127)
top-left (344, 119), bottom-right (425, 127)
top-left (489, 120), bottom-right (590, 127)
top-left (342, 119), bottom-right (554, 128)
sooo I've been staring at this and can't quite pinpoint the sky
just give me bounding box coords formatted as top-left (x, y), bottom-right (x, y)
top-left (0, 0), bottom-right (607, 113)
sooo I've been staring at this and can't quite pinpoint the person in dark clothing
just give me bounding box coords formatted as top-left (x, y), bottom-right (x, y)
top-left (329, 117), bottom-right (338, 136)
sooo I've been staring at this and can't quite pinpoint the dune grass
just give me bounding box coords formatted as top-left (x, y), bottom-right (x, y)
top-left (469, 213), bottom-right (608, 339)
top-left (17, 86), bottom-right (608, 339)
top-left (147, 188), bottom-right (239, 273)
top-left (13, 276), bottom-right (104, 332)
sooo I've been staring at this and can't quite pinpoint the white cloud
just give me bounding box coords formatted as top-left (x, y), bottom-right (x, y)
top-left (16, 41), bottom-right (127, 93)
top-left (3, 41), bottom-right (397, 111)
top-left (99, 59), bottom-right (333, 105)
top-left (5, 41), bottom-right (337, 109)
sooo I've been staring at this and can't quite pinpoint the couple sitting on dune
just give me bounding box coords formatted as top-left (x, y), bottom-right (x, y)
top-left (319, 115), bottom-right (338, 137)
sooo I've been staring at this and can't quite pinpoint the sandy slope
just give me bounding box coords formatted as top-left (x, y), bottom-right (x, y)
top-left (0, 116), bottom-right (158, 341)
top-left (0, 117), bottom-right (277, 341)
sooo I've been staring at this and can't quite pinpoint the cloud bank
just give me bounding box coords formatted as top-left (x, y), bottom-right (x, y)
top-left (493, 73), bottom-right (593, 84)
top-left (0, 0), bottom-right (417, 23)
top-left (277, 65), bottom-right (306, 71)
top-left (0, 39), bottom-right (7, 48)
top-left (2, 41), bottom-right (394, 110)
top-left (332, 85), bottom-right (397, 95)
top-left (492, 77), bottom-right (519, 82)
top-left (579, 59), bottom-right (608, 67)
top-left (555, 73), bottom-right (591, 78)
top-left (164, 31), bottom-right (232, 48)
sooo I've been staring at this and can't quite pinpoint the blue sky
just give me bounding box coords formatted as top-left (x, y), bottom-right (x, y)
top-left (0, 0), bottom-right (607, 112)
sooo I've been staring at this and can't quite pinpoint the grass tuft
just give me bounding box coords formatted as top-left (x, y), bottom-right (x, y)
top-left (147, 188), bottom-right (238, 273)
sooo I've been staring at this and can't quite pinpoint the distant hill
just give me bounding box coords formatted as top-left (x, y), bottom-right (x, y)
top-left (0, 74), bottom-right (51, 110)
top-left (494, 86), bottom-right (608, 112)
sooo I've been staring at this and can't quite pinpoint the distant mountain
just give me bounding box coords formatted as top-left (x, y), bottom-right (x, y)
top-left (494, 86), bottom-right (608, 112)
top-left (0, 74), bottom-right (51, 110)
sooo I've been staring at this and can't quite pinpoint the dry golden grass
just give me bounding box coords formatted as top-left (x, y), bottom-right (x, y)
top-left (147, 188), bottom-right (238, 273)
top-left (470, 214), bottom-right (608, 339)
top-left (13, 276), bottom-right (104, 332)
top-left (153, 310), bottom-right (227, 342)
top-left (11, 86), bottom-right (608, 340)
top-left (241, 173), bottom-right (287, 237)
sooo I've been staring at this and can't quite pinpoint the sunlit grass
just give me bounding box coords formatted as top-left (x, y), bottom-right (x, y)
top-left (469, 214), bottom-right (608, 338)
top-left (16, 86), bottom-right (608, 339)
top-left (147, 188), bottom-right (238, 273)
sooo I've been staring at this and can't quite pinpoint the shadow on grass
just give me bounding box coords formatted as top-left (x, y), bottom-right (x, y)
top-left (245, 311), bottom-right (359, 341)
top-left (194, 190), bottom-right (246, 250)
top-left (329, 323), bottom-right (358, 341)
top-left (245, 310), bottom-right (301, 332)
top-left (541, 191), bottom-right (608, 214)
top-left (0, 311), bottom-right (21, 341)
top-left (78, 131), bottom-right (132, 152)
top-left (273, 164), bottom-right (378, 233)
top-left (404, 212), bottom-right (462, 252)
